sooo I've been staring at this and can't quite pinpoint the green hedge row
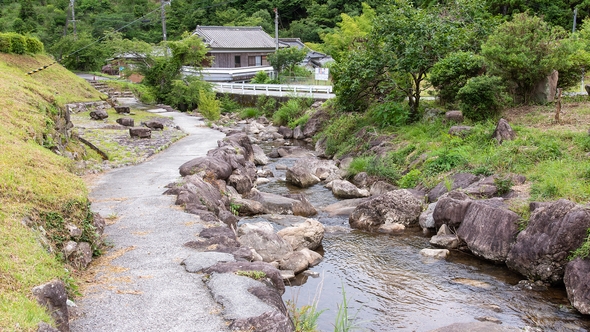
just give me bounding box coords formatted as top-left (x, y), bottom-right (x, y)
top-left (0, 33), bottom-right (44, 54)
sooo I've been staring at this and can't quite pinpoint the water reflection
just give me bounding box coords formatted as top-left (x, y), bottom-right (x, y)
top-left (248, 151), bottom-right (590, 331)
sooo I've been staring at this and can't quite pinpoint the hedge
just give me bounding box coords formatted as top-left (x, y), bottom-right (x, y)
top-left (0, 33), bottom-right (44, 54)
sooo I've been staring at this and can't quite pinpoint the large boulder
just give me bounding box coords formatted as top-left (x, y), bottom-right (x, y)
top-left (293, 125), bottom-right (304, 140)
top-left (456, 199), bottom-right (520, 263)
top-left (63, 241), bottom-right (92, 269)
top-left (237, 222), bottom-right (293, 263)
top-left (322, 198), bottom-right (370, 217)
top-left (331, 180), bottom-right (370, 199)
top-left (166, 174), bottom-right (227, 214)
top-left (286, 165), bottom-right (320, 188)
top-left (129, 127), bottom-right (151, 138)
top-left (204, 265), bottom-right (293, 332)
top-left (445, 111), bottom-right (464, 123)
top-left (303, 108), bottom-right (329, 138)
top-left (428, 173), bottom-right (480, 202)
top-left (506, 199), bottom-right (590, 284)
top-left (279, 251), bottom-right (309, 274)
top-left (248, 190), bottom-right (316, 217)
top-left (89, 109), bottom-right (108, 120)
top-left (217, 132), bottom-right (255, 163)
top-left (349, 189), bottom-right (423, 232)
top-left (370, 181), bottom-right (397, 196)
top-left (32, 280), bottom-right (69, 332)
top-left (116, 117), bottom-right (134, 127)
top-left (179, 156), bottom-right (233, 179)
top-left (277, 219), bottom-right (324, 251)
top-left (228, 171), bottom-right (254, 195)
top-left (564, 258), bottom-right (590, 315)
top-left (432, 191), bottom-right (472, 229)
top-left (277, 126), bottom-right (293, 139)
top-left (143, 120), bottom-right (164, 130)
top-left (463, 176), bottom-right (498, 198)
top-left (419, 202), bottom-right (437, 230)
top-left (429, 224), bottom-right (460, 250)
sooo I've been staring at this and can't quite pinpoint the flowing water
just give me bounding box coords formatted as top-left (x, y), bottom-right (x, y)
top-left (247, 151), bottom-right (590, 332)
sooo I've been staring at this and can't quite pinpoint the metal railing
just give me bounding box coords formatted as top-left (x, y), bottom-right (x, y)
top-left (212, 82), bottom-right (334, 99)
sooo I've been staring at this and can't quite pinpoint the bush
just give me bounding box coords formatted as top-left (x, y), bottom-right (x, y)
top-left (398, 169), bottom-right (421, 188)
top-left (0, 33), bottom-right (11, 53)
top-left (8, 33), bottom-right (26, 54)
top-left (255, 95), bottom-right (277, 115)
top-left (457, 75), bottom-right (508, 122)
top-left (347, 156), bottom-right (373, 176)
top-left (289, 114), bottom-right (309, 129)
top-left (198, 89), bottom-right (220, 121)
top-left (369, 101), bottom-right (409, 128)
top-left (25, 36), bottom-right (44, 54)
top-left (220, 95), bottom-right (240, 114)
top-left (429, 51), bottom-right (484, 105)
top-left (240, 107), bottom-right (260, 119)
top-left (250, 71), bottom-right (271, 84)
top-left (273, 99), bottom-right (305, 127)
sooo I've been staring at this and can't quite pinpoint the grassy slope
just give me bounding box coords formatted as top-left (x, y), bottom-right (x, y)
top-left (0, 53), bottom-right (102, 330)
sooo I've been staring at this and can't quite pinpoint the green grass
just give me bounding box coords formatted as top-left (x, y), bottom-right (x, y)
top-left (0, 53), bottom-right (102, 330)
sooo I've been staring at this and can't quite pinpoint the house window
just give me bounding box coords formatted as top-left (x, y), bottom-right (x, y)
top-left (235, 55), bottom-right (241, 68)
top-left (262, 55), bottom-right (267, 66)
top-left (248, 56), bottom-right (263, 67)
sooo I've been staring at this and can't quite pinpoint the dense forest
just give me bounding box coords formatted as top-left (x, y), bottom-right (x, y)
top-left (2, 0), bottom-right (590, 55)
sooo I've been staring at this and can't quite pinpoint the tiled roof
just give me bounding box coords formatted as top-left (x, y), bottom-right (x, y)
top-left (193, 26), bottom-right (277, 49)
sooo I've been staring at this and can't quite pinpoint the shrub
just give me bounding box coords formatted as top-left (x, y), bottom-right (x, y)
top-left (288, 114), bottom-right (309, 129)
top-left (250, 71), bottom-right (271, 84)
top-left (0, 33), bottom-right (11, 53)
top-left (273, 99), bottom-right (304, 127)
top-left (220, 95), bottom-right (240, 114)
top-left (424, 148), bottom-right (468, 175)
top-left (240, 107), bottom-right (260, 119)
top-left (255, 95), bottom-right (277, 115)
top-left (25, 36), bottom-right (44, 54)
top-left (429, 51), bottom-right (484, 105)
top-left (368, 101), bottom-right (409, 128)
top-left (348, 156), bottom-right (373, 176)
top-left (198, 89), bottom-right (220, 121)
top-left (457, 75), bottom-right (508, 122)
top-left (398, 169), bottom-right (421, 188)
top-left (8, 33), bottom-right (26, 54)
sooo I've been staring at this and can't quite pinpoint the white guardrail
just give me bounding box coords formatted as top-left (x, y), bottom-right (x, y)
top-left (213, 82), bottom-right (334, 98)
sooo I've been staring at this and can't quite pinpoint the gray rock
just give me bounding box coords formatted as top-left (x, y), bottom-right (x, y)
top-left (277, 219), bottom-right (325, 251)
top-left (565, 258), bottom-right (590, 315)
top-left (457, 200), bottom-right (520, 263)
top-left (179, 156), bottom-right (232, 179)
top-left (419, 202), bottom-right (437, 229)
top-left (532, 69), bottom-right (558, 104)
top-left (293, 125), bottom-right (304, 140)
top-left (228, 172), bottom-right (253, 195)
top-left (428, 173), bottom-right (480, 202)
top-left (63, 241), bottom-right (92, 269)
top-left (432, 191), bottom-right (472, 229)
top-left (277, 126), bottom-right (293, 139)
top-left (114, 106), bottom-right (130, 114)
top-left (143, 120), bottom-right (164, 130)
top-left (445, 111), bottom-right (464, 123)
top-left (448, 125), bottom-right (473, 137)
top-left (129, 127), bottom-right (151, 139)
top-left (116, 117), bottom-right (134, 126)
top-left (205, 272), bottom-right (293, 332)
top-left (37, 322), bottom-right (60, 332)
top-left (66, 223), bottom-right (82, 239)
top-left (463, 176), bottom-right (498, 198)
top-left (303, 108), bottom-right (329, 138)
top-left (92, 213), bottom-right (105, 236)
top-left (506, 199), bottom-right (590, 284)
top-left (182, 252), bottom-right (236, 273)
top-left (279, 251), bottom-right (309, 274)
top-left (238, 222), bottom-right (293, 262)
top-left (203, 261), bottom-right (285, 294)
top-left (315, 136), bottom-right (329, 158)
top-left (286, 165), bottom-right (320, 188)
top-left (493, 118), bottom-right (516, 144)
top-left (248, 190), bottom-right (316, 217)
top-left (370, 181), bottom-right (397, 196)
top-left (299, 248), bottom-right (323, 266)
top-left (352, 172), bottom-right (369, 188)
top-left (252, 144), bottom-right (269, 165)
top-left (89, 109), bottom-right (108, 120)
top-left (32, 280), bottom-right (69, 332)
top-left (232, 197), bottom-right (265, 216)
top-left (420, 248), bottom-right (449, 259)
top-left (349, 189), bottom-right (423, 231)
top-left (331, 180), bottom-right (370, 199)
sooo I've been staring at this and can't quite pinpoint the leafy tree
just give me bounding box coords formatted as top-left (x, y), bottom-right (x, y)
top-left (481, 12), bottom-right (566, 103)
top-left (50, 32), bottom-right (108, 71)
top-left (268, 46), bottom-right (306, 75)
top-left (430, 51), bottom-right (485, 105)
top-left (457, 75), bottom-right (509, 121)
top-left (373, 1), bottom-right (461, 120)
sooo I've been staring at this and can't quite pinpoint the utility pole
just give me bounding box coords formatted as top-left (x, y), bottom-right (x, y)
top-left (161, 0), bottom-right (167, 41)
top-left (274, 8), bottom-right (278, 51)
top-left (70, 0), bottom-right (77, 39)
top-left (573, 8), bottom-right (578, 33)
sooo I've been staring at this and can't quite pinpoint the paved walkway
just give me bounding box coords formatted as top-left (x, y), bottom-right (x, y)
top-left (70, 111), bottom-right (230, 331)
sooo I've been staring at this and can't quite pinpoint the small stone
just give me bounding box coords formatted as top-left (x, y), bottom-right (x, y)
top-left (420, 248), bottom-right (449, 259)
top-left (302, 270), bottom-right (320, 278)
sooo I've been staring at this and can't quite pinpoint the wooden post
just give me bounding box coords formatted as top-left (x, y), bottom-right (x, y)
top-left (555, 88), bottom-right (562, 123)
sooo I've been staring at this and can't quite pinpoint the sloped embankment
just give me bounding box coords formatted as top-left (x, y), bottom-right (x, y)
top-left (0, 53), bottom-right (103, 330)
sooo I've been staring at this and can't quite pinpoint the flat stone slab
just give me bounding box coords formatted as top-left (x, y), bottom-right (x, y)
top-left (207, 273), bottom-right (273, 320)
top-left (146, 108), bottom-right (169, 113)
top-left (181, 252), bottom-right (236, 273)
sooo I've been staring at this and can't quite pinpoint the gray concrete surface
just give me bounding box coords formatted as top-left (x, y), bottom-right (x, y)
top-left (70, 111), bottom-right (230, 332)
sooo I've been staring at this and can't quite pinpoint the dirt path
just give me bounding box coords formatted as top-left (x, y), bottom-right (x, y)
top-left (70, 112), bottom-right (230, 331)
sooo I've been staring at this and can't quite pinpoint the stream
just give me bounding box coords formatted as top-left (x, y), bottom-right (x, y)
top-left (245, 143), bottom-right (590, 332)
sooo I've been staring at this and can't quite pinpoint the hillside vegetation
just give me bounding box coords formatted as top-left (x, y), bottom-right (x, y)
top-left (0, 53), bottom-right (102, 330)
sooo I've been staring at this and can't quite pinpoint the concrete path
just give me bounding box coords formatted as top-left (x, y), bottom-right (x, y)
top-left (70, 112), bottom-right (230, 332)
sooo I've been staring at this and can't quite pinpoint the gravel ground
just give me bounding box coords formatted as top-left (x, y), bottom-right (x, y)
top-left (69, 110), bottom-right (231, 332)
